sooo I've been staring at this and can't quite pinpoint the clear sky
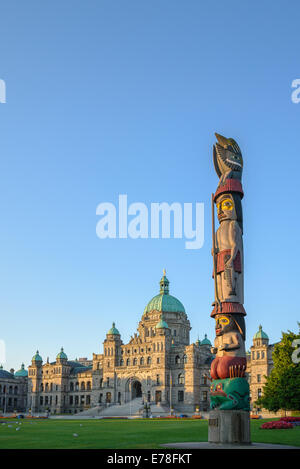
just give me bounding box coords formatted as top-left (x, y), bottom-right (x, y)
top-left (0, 1), bottom-right (299, 371)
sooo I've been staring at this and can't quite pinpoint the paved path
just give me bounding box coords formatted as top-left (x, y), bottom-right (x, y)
top-left (161, 442), bottom-right (299, 449)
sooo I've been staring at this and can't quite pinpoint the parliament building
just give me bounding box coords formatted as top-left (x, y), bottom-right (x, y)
top-left (0, 273), bottom-right (275, 416)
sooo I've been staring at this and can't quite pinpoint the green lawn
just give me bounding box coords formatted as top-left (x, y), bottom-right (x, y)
top-left (0, 418), bottom-right (299, 449)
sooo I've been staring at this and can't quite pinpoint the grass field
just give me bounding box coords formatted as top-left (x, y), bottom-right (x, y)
top-left (0, 418), bottom-right (299, 449)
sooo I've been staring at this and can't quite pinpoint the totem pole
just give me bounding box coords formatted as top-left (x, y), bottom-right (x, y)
top-left (208, 133), bottom-right (250, 444)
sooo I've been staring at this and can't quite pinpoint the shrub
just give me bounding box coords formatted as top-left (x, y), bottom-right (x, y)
top-left (279, 416), bottom-right (300, 422)
top-left (260, 421), bottom-right (293, 429)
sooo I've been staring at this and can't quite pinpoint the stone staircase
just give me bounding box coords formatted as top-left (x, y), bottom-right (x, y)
top-left (76, 397), bottom-right (144, 418)
top-left (76, 398), bottom-right (171, 418)
top-left (99, 398), bottom-right (144, 417)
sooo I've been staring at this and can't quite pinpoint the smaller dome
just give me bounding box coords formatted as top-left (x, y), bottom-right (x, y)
top-left (155, 317), bottom-right (169, 329)
top-left (201, 334), bottom-right (212, 346)
top-left (0, 367), bottom-right (14, 379)
top-left (254, 325), bottom-right (268, 340)
top-left (107, 322), bottom-right (120, 335)
top-left (32, 350), bottom-right (42, 362)
top-left (56, 347), bottom-right (68, 360)
top-left (15, 363), bottom-right (28, 377)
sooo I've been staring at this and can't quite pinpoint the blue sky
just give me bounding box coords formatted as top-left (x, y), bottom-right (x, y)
top-left (0, 1), bottom-right (299, 370)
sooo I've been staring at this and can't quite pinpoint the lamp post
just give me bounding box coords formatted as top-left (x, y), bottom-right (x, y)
top-left (169, 373), bottom-right (173, 416)
top-left (129, 377), bottom-right (132, 417)
top-left (4, 386), bottom-right (7, 415)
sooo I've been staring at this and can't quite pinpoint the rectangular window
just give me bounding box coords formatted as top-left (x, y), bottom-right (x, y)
top-left (178, 390), bottom-right (184, 402)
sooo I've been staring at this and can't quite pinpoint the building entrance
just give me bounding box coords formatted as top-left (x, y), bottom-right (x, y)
top-left (132, 380), bottom-right (142, 399)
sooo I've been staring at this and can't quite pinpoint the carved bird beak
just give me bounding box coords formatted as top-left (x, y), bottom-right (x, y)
top-left (215, 133), bottom-right (229, 148)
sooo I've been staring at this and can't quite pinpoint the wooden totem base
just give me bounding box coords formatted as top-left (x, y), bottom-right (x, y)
top-left (208, 410), bottom-right (251, 445)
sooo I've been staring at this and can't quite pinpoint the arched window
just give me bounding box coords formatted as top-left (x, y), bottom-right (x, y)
top-left (178, 373), bottom-right (185, 385)
top-left (175, 355), bottom-right (180, 365)
top-left (81, 382), bottom-right (85, 391)
top-left (70, 382), bottom-right (74, 392)
top-left (40, 383), bottom-right (44, 392)
top-left (147, 356), bottom-right (151, 365)
top-left (126, 359), bottom-right (130, 366)
top-left (87, 382), bottom-right (91, 390)
top-left (120, 359), bottom-right (124, 366)
top-left (140, 357), bottom-right (144, 365)
top-left (100, 379), bottom-right (103, 388)
top-left (183, 355), bottom-right (187, 364)
top-left (75, 382), bottom-right (79, 391)
top-left (133, 358), bottom-right (137, 366)
top-left (14, 386), bottom-right (18, 395)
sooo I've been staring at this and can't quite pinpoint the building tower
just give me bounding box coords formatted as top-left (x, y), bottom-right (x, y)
top-left (28, 351), bottom-right (43, 413)
top-left (249, 325), bottom-right (274, 411)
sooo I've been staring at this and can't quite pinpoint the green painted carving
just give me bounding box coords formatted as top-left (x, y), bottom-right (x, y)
top-left (210, 377), bottom-right (250, 411)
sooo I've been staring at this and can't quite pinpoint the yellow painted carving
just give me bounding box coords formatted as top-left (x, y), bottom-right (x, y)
top-left (216, 198), bottom-right (234, 211)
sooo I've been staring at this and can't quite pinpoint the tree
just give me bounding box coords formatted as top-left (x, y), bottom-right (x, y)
top-left (255, 326), bottom-right (300, 413)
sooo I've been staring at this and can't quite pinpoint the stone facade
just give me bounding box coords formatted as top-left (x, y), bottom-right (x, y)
top-left (0, 366), bottom-right (28, 413)
top-left (246, 325), bottom-right (275, 412)
top-left (26, 273), bottom-right (213, 415)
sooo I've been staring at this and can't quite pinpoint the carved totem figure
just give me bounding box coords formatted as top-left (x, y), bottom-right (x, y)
top-left (210, 132), bottom-right (249, 411)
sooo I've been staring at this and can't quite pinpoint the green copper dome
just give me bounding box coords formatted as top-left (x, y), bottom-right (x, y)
top-left (155, 317), bottom-right (169, 329)
top-left (56, 347), bottom-right (68, 360)
top-left (144, 271), bottom-right (185, 314)
top-left (254, 325), bottom-right (268, 340)
top-left (107, 322), bottom-right (120, 335)
top-left (15, 363), bottom-right (28, 377)
top-left (32, 350), bottom-right (42, 362)
top-left (201, 334), bottom-right (212, 346)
